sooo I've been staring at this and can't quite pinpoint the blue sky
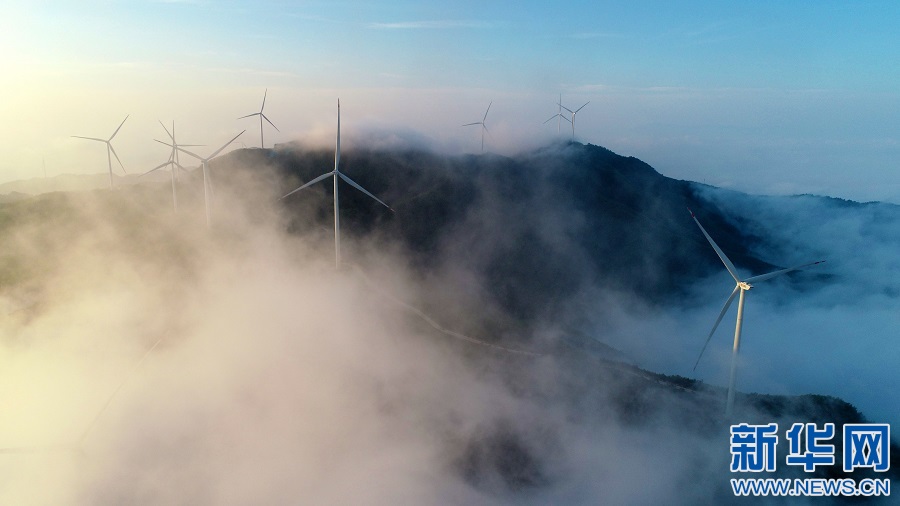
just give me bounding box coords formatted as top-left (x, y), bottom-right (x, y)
top-left (2, 0), bottom-right (899, 201)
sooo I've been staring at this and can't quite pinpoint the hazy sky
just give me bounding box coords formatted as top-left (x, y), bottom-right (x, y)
top-left (2, 0), bottom-right (899, 202)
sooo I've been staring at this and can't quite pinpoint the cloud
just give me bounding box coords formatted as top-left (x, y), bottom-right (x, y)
top-left (150, 0), bottom-right (209, 5)
top-left (0, 146), bottom-right (894, 503)
top-left (570, 32), bottom-right (622, 40)
top-left (367, 20), bottom-right (492, 30)
top-left (598, 185), bottom-right (900, 428)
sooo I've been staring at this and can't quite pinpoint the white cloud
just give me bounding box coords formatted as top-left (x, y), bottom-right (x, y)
top-left (367, 20), bottom-right (492, 30)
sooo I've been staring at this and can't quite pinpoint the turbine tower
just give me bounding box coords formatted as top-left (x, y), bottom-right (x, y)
top-left (72, 115), bottom-right (129, 189)
top-left (238, 88), bottom-right (279, 149)
top-left (142, 121), bottom-right (202, 212)
top-left (558, 100), bottom-right (589, 139)
top-left (543, 93), bottom-right (571, 134)
top-left (463, 101), bottom-right (492, 152)
top-left (282, 99), bottom-right (392, 269)
top-left (159, 120), bottom-right (195, 181)
top-left (157, 131), bottom-right (245, 227)
top-left (689, 208), bottom-right (824, 418)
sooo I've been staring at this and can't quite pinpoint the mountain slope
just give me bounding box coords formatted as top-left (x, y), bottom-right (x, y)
top-left (219, 142), bottom-right (826, 329)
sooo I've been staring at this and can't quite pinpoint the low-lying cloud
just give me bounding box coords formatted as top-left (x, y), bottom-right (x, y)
top-left (0, 144), bottom-right (894, 505)
top-left (602, 186), bottom-right (900, 428)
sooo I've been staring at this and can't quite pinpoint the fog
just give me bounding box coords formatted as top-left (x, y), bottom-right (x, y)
top-left (602, 186), bottom-right (900, 428)
top-left (0, 144), bottom-right (893, 505)
top-left (0, 167), bottom-right (689, 505)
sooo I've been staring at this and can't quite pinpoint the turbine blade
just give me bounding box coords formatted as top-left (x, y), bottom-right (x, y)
top-left (109, 144), bottom-right (126, 173)
top-left (462, 122), bottom-right (482, 127)
top-left (744, 260), bottom-right (825, 284)
top-left (281, 171), bottom-right (334, 199)
top-left (262, 113), bottom-right (280, 132)
top-left (261, 88), bottom-right (267, 111)
top-left (174, 145), bottom-right (202, 161)
top-left (543, 114), bottom-right (558, 124)
top-left (338, 172), bottom-right (392, 211)
top-left (574, 101), bottom-right (590, 113)
top-left (693, 285), bottom-right (740, 371)
top-left (483, 101), bottom-right (492, 122)
top-left (208, 130), bottom-right (245, 160)
top-left (158, 120), bottom-right (174, 141)
top-left (141, 161), bottom-right (172, 177)
top-left (688, 208), bottom-right (741, 283)
top-left (109, 115), bottom-right (129, 140)
top-left (237, 113), bottom-right (259, 120)
top-left (558, 103), bottom-right (574, 114)
top-left (72, 136), bottom-right (106, 142)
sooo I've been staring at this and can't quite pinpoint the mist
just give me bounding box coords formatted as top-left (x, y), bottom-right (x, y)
top-left (0, 163), bottom-right (678, 505)
top-left (0, 141), bottom-right (895, 505)
top-left (601, 185), bottom-right (900, 428)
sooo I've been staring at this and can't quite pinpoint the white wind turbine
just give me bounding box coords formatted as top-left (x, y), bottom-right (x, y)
top-left (558, 100), bottom-right (589, 139)
top-left (160, 120), bottom-right (195, 182)
top-left (238, 88), bottom-right (279, 149)
top-left (72, 115), bottom-right (129, 189)
top-left (157, 130), bottom-right (245, 227)
top-left (282, 99), bottom-right (392, 269)
top-left (543, 94), bottom-right (571, 134)
top-left (463, 101), bottom-right (492, 152)
top-left (689, 208), bottom-right (824, 417)
top-left (142, 121), bottom-right (202, 212)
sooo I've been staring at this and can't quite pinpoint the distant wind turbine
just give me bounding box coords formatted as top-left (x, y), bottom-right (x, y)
top-left (72, 115), bottom-right (129, 189)
top-left (688, 208), bottom-right (824, 418)
top-left (238, 88), bottom-right (279, 149)
top-left (558, 100), bottom-right (589, 139)
top-left (157, 130), bottom-right (245, 227)
top-left (463, 101), bottom-right (492, 152)
top-left (159, 121), bottom-right (196, 182)
top-left (282, 99), bottom-right (392, 269)
top-left (543, 94), bottom-right (571, 134)
top-left (142, 121), bottom-right (202, 212)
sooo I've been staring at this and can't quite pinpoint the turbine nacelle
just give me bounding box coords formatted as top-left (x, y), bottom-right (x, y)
top-left (156, 130), bottom-right (245, 227)
top-left (688, 207), bottom-right (824, 417)
top-left (281, 100), bottom-right (392, 268)
top-left (72, 114), bottom-right (129, 189)
top-left (463, 101), bottom-right (492, 152)
top-left (557, 100), bottom-right (589, 139)
top-left (239, 89), bottom-right (279, 148)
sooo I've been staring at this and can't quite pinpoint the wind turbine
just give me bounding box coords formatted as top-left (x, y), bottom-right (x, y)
top-left (463, 101), bottom-right (492, 153)
top-left (157, 130), bottom-right (245, 227)
top-left (142, 121), bottom-right (202, 212)
top-left (558, 100), bottom-right (589, 140)
top-left (543, 94), bottom-right (571, 135)
top-left (238, 88), bottom-right (279, 149)
top-left (159, 120), bottom-right (196, 182)
top-left (688, 208), bottom-right (824, 417)
top-left (72, 115), bottom-right (129, 189)
top-left (282, 99), bottom-right (392, 269)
